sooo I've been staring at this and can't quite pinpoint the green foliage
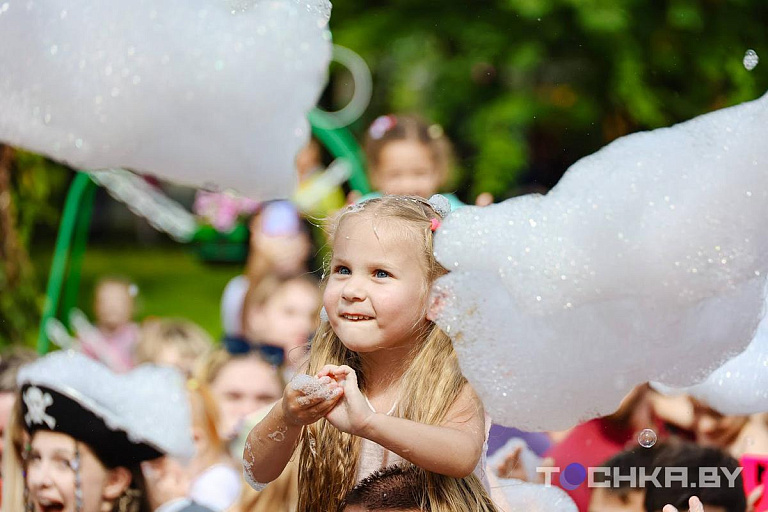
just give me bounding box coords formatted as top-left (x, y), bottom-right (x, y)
top-left (0, 151), bottom-right (70, 347)
top-left (329, 0), bottom-right (768, 198)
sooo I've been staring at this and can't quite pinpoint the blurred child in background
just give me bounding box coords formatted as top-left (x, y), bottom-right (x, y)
top-left (80, 276), bottom-right (141, 371)
top-left (136, 318), bottom-right (214, 377)
top-left (357, 114), bottom-right (493, 208)
top-left (231, 274), bottom-right (320, 377)
top-left (197, 349), bottom-right (283, 445)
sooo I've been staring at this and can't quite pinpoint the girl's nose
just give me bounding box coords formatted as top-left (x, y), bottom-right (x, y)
top-left (27, 465), bottom-right (54, 489)
top-left (341, 278), bottom-right (366, 302)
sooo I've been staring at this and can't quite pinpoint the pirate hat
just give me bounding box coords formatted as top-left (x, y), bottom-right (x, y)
top-left (18, 351), bottom-right (194, 467)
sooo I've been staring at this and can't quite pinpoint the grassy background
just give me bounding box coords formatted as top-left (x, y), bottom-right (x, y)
top-left (32, 244), bottom-right (239, 340)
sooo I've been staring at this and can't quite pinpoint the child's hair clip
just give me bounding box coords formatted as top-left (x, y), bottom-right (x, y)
top-left (427, 194), bottom-right (451, 218)
top-left (369, 114), bottom-right (397, 140)
top-left (430, 218), bottom-right (441, 232)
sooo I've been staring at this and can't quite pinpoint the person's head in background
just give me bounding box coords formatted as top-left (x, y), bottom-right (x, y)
top-left (643, 442), bottom-right (746, 512)
top-left (135, 318), bottom-right (213, 377)
top-left (589, 445), bottom-right (661, 512)
top-left (245, 201), bottom-right (313, 282)
top-left (364, 114), bottom-right (454, 200)
top-left (0, 348), bottom-right (37, 473)
top-left (342, 464), bottom-right (427, 512)
top-left (241, 274), bottom-right (321, 368)
top-left (689, 398), bottom-right (749, 457)
top-left (197, 349), bottom-right (282, 442)
top-left (93, 277), bottom-right (137, 334)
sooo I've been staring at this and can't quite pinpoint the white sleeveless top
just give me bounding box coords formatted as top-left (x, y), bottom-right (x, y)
top-left (354, 397), bottom-right (491, 490)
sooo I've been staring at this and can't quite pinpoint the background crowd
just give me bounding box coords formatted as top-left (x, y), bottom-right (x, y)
top-left (1, 1), bottom-right (768, 511)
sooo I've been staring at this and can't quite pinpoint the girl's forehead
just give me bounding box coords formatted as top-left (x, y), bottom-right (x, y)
top-left (335, 215), bottom-right (421, 249)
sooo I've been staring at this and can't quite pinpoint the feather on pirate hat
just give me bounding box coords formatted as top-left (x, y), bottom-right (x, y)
top-left (18, 351), bottom-right (194, 467)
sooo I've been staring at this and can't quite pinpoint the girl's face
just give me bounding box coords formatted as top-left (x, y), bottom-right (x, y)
top-left (209, 357), bottom-right (282, 440)
top-left (26, 431), bottom-right (118, 512)
top-left (324, 216), bottom-right (430, 355)
top-left (372, 140), bottom-right (441, 199)
top-left (94, 283), bottom-right (134, 330)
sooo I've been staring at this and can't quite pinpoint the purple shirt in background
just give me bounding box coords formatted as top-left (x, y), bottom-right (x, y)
top-left (486, 424), bottom-right (552, 457)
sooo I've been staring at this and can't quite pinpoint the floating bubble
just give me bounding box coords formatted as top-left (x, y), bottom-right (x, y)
top-left (744, 49), bottom-right (759, 71)
top-left (638, 428), bottom-right (658, 448)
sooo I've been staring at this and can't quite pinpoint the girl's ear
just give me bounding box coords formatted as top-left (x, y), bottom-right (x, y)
top-left (102, 466), bottom-right (132, 502)
top-left (426, 290), bottom-right (445, 322)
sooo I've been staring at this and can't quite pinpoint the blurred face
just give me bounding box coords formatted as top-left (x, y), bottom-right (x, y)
top-left (94, 283), bottom-right (134, 330)
top-left (250, 227), bottom-right (311, 278)
top-left (153, 345), bottom-right (197, 378)
top-left (324, 216), bottom-right (429, 355)
top-left (588, 488), bottom-right (644, 512)
top-left (209, 357), bottom-right (282, 440)
top-left (26, 431), bottom-right (124, 512)
top-left (372, 140), bottom-right (441, 199)
top-left (251, 280), bottom-right (320, 360)
top-left (691, 399), bottom-right (748, 450)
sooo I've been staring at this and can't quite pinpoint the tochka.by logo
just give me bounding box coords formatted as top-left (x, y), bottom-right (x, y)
top-left (537, 463), bottom-right (743, 490)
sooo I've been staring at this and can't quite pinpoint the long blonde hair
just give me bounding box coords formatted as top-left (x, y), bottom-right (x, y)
top-left (297, 196), bottom-right (497, 512)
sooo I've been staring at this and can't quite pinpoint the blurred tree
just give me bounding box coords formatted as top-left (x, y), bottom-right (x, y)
top-left (0, 145), bottom-right (69, 346)
top-left (329, 0), bottom-right (768, 199)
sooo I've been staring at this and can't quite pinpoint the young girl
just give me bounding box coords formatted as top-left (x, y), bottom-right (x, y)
top-left (199, 349), bottom-right (283, 444)
top-left (357, 115), bottom-right (467, 210)
top-left (243, 195), bottom-right (497, 511)
top-left (238, 274), bottom-right (321, 374)
top-left (79, 277), bottom-right (141, 372)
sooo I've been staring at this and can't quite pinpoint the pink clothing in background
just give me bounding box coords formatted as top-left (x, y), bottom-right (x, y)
top-left (81, 322), bottom-right (140, 373)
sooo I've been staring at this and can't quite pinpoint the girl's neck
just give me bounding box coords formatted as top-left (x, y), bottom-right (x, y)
top-left (360, 345), bottom-right (412, 398)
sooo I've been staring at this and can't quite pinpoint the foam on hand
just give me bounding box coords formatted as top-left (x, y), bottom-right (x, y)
top-left (290, 374), bottom-right (340, 405)
top-left (433, 92), bottom-right (768, 431)
top-left (0, 0), bottom-right (332, 199)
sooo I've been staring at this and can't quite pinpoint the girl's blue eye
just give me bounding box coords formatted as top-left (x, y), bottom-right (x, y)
top-left (336, 266), bottom-right (350, 275)
top-left (375, 270), bottom-right (390, 278)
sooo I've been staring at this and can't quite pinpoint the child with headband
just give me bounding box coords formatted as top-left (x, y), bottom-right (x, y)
top-left (356, 115), bottom-right (469, 209)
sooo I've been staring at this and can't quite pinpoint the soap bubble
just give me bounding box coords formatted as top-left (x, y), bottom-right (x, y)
top-left (433, 92), bottom-right (768, 431)
top-left (638, 428), bottom-right (658, 448)
top-left (744, 49), bottom-right (759, 71)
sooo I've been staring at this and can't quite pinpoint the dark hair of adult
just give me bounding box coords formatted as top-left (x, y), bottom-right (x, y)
top-left (644, 441), bottom-right (746, 512)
